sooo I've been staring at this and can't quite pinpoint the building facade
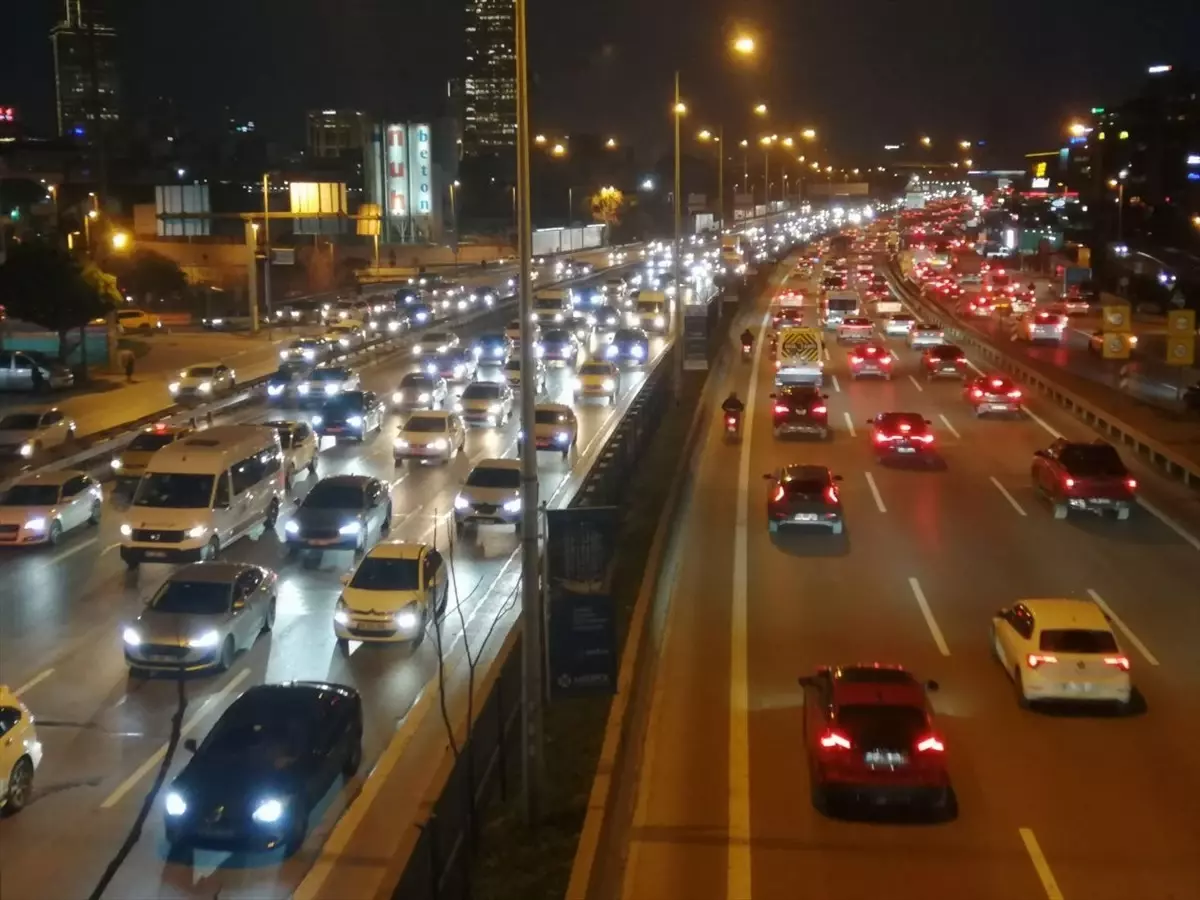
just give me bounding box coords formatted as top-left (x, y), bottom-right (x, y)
top-left (50, 0), bottom-right (120, 139)
top-left (306, 110), bottom-right (370, 159)
top-left (462, 0), bottom-right (516, 158)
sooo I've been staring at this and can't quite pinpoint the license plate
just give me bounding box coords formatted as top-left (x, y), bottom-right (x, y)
top-left (356, 621), bottom-right (393, 631)
top-left (144, 550), bottom-right (167, 559)
top-left (1091, 498), bottom-right (1112, 505)
top-left (309, 538), bottom-right (338, 546)
top-left (794, 513), bottom-right (818, 522)
top-left (1064, 682), bottom-right (1094, 692)
top-left (896, 447), bottom-right (916, 454)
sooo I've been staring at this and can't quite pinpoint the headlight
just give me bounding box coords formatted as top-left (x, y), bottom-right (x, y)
top-left (334, 600), bottom-right (350, 626)
top-left (347, 415), bottom-right (364, 428)
top-left (251, 798), bottom-right (286, 824)
top-left (416, 312), bottom-right (428, 322)
top-left (417, 392), bottom-right (430, 403)
top-left (453, 365), bottom-right (465, 377)
top-left (454, 402), bottom-right (464, 412)
top-left (654, 315), bottom-right (665, 327)
top-left (188, 630), bottom-right (221, 649)
top-left (392, 391), bottom-right (405, 405)
top-left (24, 517), bottom-right (47, 532)
top-left (554, 313), bottom-right (564, 323)
top-left (425, 363), bottom-right (438, 375)
top-left (123, 626), bottom-right (142, 646)
top-left (571, 378), bottom-right (582, 390)
top-left (454, 495), bottom-right (469, 510)
top-left (283, 519), bottom-right (301, 535)
top-left (339, 338), bottom-right (350, 347)
top-left (395, 606), bottom-right (421, 630)
top-left (302, 349), bottom-right (315, 361)
top-left (164, 791), bottom-right (187, 817)
top-left (324, 383), bottom-right (339, 395)
top-left (555, 432), bottom-right (569, 444)
top-left (339, 521), bottom-right (362, 535)
top-left (311, 415), bottom-right (323, 425)
top-left (186, 525), bottom-right (208, 539)
top-left (198, 381), bottom-right (212, 393)
top-left (388, 320), bottom-right (401, 332)
top-left (429, 438), bottom-right (448, 451)
top-left (279, 350), bottom-right (289, 360)
top-left (413, 345), bottom-right (423, 355)
top-left (111, 458), bottom-right (123, 470)
top-left (394, 438), bottom-right (409, 449)
top-left (487, 403), bottom-right (501, 414)
top-left (120, 523), bottom-right (133, 537)
top-left (268, 384), bottom-right (284, 396)
top-left (602, 378), bottom-right (616, 391)
top-left (298, 384), bottom-right (310, 394)
top-left (632, 345), bottom-right (645, 358)
top-left (606, 345), bottom-right (618, 358)
top-left (168, 382), bottom-right (180, 394)
top-left (503, 498), bottom-right (522, 513)
top-left (494, 347), bottom-right (505, 357)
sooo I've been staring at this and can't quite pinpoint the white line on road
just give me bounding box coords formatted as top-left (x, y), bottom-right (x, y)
top-left (14, 668), bottom-right (54, 696)
top-left (1019, 828), bottom-right (1065, 900)
top-left (989, 477), bottom-right (1027, 516)
top-left (864, 471), bottom-right (887, 513)
top-left (937, 413), bottom-right (961, 439)
top-left (1023, 406), bottom-right (1063, 439)
top-left (843, 412), bottom-right (857, 437)
top-left (907, 374), bottom-right (924, 392)
top-left (47, 537), bottom-right (97, 566)
top-left (908, 577), bottom-right (950, 656)
top-left (890, 349), bottom-right (901, 361)
top-left (823, 345), bottom-right (831, 362)
top-left (100, 669), bottom-right (252, 809)
top-left (830, 374), bottom-right (841, 393)
top-left (1135, 496), bottom-right (1200, 553)
top-left (1087, 589), bottom-right (1159, 666)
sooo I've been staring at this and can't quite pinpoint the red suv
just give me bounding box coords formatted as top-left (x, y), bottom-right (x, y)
top-left (798, 664), bottom-right (952, 816)
top-left (1031, 439), bottom-right (1137, 521)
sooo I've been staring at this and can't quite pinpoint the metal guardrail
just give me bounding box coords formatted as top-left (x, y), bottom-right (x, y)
top-left (888, 260), bottom-right (1200, 488)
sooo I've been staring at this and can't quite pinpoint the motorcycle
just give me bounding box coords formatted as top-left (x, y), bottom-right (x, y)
top-left (741, 342), bottom-right (753, 362)
top-left (723, 411), bottom-right (743, 442)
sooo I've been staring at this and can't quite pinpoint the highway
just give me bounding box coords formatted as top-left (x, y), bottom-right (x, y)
top-left (0, 257), bottom-right (669, 899)
top-left (616, 256), bottom-right (1200, 900)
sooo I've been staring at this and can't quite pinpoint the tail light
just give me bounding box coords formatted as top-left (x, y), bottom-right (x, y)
top-left (774, 359), bottom-right (782, 369)
top-left (971, 388), bottom-right (983, 398)
top-left (916, 434), bottom-right (935, 444)
top-left (774, 404), bottom-right (789, 414)
top-left (1008, 389), bottom-right (1022, 399)
top-left (1027, 653), bottom-right (1058, 668)
top-left (1064, 477), bottom-right (1075, 489)
top-left (818, 730), bottom-right (852, 750)
top-left (916, 736), bottom-right (945, 753)
top-left (726, 416), bottom-right (737, 427)
top-left (955, 358), bottom-right (966, 365)
top-left (1104, 656), bottom-right (1131, 671)
top-left (1125, 478), bottom-right (1137, 491)
top-left (771, 484), bottom-right (785, 503)
top-left (811, 405), bottom-right (827, 415)
top-left (899, 423), bottom-right (911, 432)
top-left (881, 356), bottom-right (892, 365)
top-left (850, 355), bottom-right (862, 365)
top-left (873, 431), bottom-right (891, 443)
top-left (825, 485), bottom-right (839, 504)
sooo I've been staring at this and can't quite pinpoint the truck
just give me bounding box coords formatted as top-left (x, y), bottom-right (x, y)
top-left (532, 288), bottom-right (571, 325)
top-left (720, 235), bottom-right (744, 274)
top-left (774, 326), bottom-right (824, 387)
top-left (820, 289), bottom-right (862, 329)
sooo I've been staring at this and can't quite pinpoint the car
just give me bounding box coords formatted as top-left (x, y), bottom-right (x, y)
top-left (122, 563), bottom-right (278, 675)
top-left (408, 301), bottom-right (435, 325)
top-left (169, 363), bottom-right (236, 401)
top-left (333, 542), bottom-right (448, 650)
top-left (0, 350), bottom-right (75, 392)
top-left (296, 365), bottom-right (360, 405)
top-left (836, 316), bottom-right (874, 343)
top-left (907, 324), bottom-right (945, 348)
top-left (264, 360), bottom-right (313, 404)
top-left (964, 375), bottom-right (1023, 417)
top-left (163, 681), bottom-right (362, 855)
top-left (564, 308), bottom-right (595, 343)
top-left (772, 305), bottom-right (806, 331)
top-left (327, 322), bottom-right (367, 351)
top-left (0, 406), bottom-right (76, 458)
top-left (1030, 439), bottom-right (1137, 520)
top-left (283, 475), bottom-right (392, 555)
top-left (868, 412), bottom-right (936, 462)
top-left (921, 344), bottom-right (967, 379)
top-left (467, 286), bottom-right (498, 308)
top-left (455, 380), bottom-right (514, 426)
top-left (769, 386), bottom-right (830, 439)
top-left (882, 313), bottom-right (916, 337)
top-left (1062, 295), bottom-right (1092, 316)
top-left (0, 685), bottom-right (42, 816)
top-left (960, 295), bottom-right (993, 318)
top-left (378, 309), bottom-right (410, 334)
top-left (412, 330), bottom-right (459, 357)
top-left (763, 465), bottom-right (843, 534)
top-left (992, 599), bottom-right (1132, 711)
top-left (848, 343), bottom-right (893, 380)
top-left (528, 403), bottom-right (578, 458)
top-left (798, 664), bottom-right (951, 815)
top-left (590, 304), bottom-right (624, 333)
top-left (394, 410), bottom-right (466, 463)
top-left (454, 459), bottom-right (523, 533)
top-left (312, 390), bottom-right (385, 442)
top-left (1014, 310), bottom-right (1066, 343)
top-left (427, 347), bottom-right (477, 383)
top-left (273, 304), bottom-right (320, 326)
top-left (327, 299), bottom-right (370, 324)
top-left (0, 470), bottom-right (102, 546)
top-left (110, 422), bottom-right (196, 491)
top-left (1087, 330), bottom-right (1139, 355)
top-left (606, 328), bottom-right (650, 365)
top-left (540, 329), bottom-right (581, 367)
top-left (264, 420), bottom-right (319, 485)
top-left (280, 337), bottom-right (332, 364)
top-left (116, 308), bottom-right (164, 334)
top-left (472, 332), bottom-right (513, 365)
top-left (503, 357), bottom-right (546, 394)
top-left (391, 372), bottom-right (448, 411)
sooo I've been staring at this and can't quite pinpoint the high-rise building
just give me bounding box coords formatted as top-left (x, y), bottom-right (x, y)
top-left (50, 0), bottom-right (120, 139)
top-left (462, 0), bottom-right (516, 158)
top-left (306, 110), bottom-right (370, 159)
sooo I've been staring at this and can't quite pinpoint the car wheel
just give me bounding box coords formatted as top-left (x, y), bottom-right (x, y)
top-left (47, 520), bottom-right (63, 547)
top-left (343, 734), bottom-right (363, 777)
top-left (261, 598), bottom-right (276, 634)
top-left (2, 757), bottom-right (34, 816)
top-left (1014, 665), bottom-right (1030, 709)
top-left (264, 499), bottom-right (280, 529)
top-left (283, 805), bottom-right (309, 856)
top-left (218, 637), bottom-right (235, 672)
top-left (202, 536), bottom-right (220, 561)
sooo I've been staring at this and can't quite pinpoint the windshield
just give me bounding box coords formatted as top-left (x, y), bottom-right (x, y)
top-left (303, 482), bottom-right (364, 509)
top-left (186, 367), bottom-right (215, 377)
top-left (838, 705), bottom-right (926, 745)
top-left (1, 484), bottom-right (59, 505)
top-left (580, 364), bottom-right (612, 376)
top-left (422, 332), bottom-right (451, 344)
top-left (202, 697), bottom-right (318, 759)
top-left (535, 409), bottom-right (569, 425)
top-left (931, 347), bottom-right (963, 359)
top-left (1039, 629), bottom-right (1119, 654)
top-left (615, 330), bottom-right (644, 342)
top-left (128, 432), bottom-right (177, 452)
top-left (133, 473), bottom-right (215, 509)
top-left (1059, 444), bottom-right (1126, 475)
top-left (827, 297), bottom-right (858, 311)
top-left (535, 298), bottom-right (564, 310)
top-left (322, 393), bottom-right (364, 412)
top-left (311, 368), bottom-right (349, 382)
top-left (462, 383), bottom-right (501, 400)
top-left (0, 414), bottom-right (42, 430)
top-left (401, 374), bottom-right (434, 388)
top-left (543, 330), bottom-right (570, 343)
top-left (149, 579), bottom-right (232, 615)
top-left (990, 272), bottom-right (1011, 287)
top-left (405, 416), bottom-right (446, 433)
top-left (878, 414), bottom-right (927, 431)
top-left (466, 466), bottom-right (521, 489)
top-left (349, 557), bottom-right (421, 591)
top-left (637, 301), bottom-right (663, 313)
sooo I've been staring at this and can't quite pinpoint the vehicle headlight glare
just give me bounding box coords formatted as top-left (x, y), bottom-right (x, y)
top-left (417, 392), bottom-right (430, 403)
top-left (339, 521), bottom-right (362, 535)
top-left (198, 381), bottom-right (212, 393)
top-left (571, 378), bottom-right (582, 390)
top-left (454, 495), bottom-right (469, 510)
top-left (430, 439), bottom-right (448, 450)
top-left (165, 791), bottom-right (187, 817)
top-left (251, 798), bottom-right (285, 824)
top-left (487, 403), bottom-right (501, 414)
top-left (186, 525), bottom-right (208, 539)
top-left (325, 384), bottom-right (339, 395)
top-left (395, 609), bottom-right (420, 630)
top-left (347, 415), bottom-right (363, 428)
top-left (268, 384), bottom-right (284, 396)
top-left (503, 498), bottom-right (522, 513)
top-left (120, 523), bottom-right (133, 536)
top-left (285, 520), bottom-right (300, 534)
top-left (111, 458), bottom-right (123, 470)
top-left (168, 382), bottom-right (181, 394)
top-left (188, 630), bottom-right (221, 649)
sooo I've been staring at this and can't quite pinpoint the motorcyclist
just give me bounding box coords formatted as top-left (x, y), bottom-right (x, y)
top-left (740, 328), bottom-right (754, 349)
top-left (722, 391), bottom-right (745, 420)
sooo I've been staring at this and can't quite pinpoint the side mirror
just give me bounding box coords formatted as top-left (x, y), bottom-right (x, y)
top-left (924, 419), bottom-right (932, 425)
top-left (926, 680), bottom-right (940, 692)
top-left (761, 473), bottom-right (773, 481)
top-left (183, 738), bottom-right (198, 754)
top-left (865, 419), bottom-right (874, 426)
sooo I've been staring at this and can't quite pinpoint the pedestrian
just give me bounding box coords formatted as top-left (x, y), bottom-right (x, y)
top-left (119, 348), bottom-right (135, 383)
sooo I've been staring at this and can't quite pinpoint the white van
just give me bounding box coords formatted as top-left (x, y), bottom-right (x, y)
top-left (118, 426), bottom-right (285, 568)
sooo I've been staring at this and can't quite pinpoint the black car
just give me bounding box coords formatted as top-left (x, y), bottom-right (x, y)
top-left (164, 682), bottom-right (363, 855)
top-left (283, 474), bottom-right (392, 554)
top-left (764, 465), bottom-right (844, 534)
top-left (408, 302), bottom-right (435, 326)
top-left (279, 337), bottom-right (331, 364)
top-left (771, 386), bottom-right (831, 439)
top-left (312, 391), bottom-right (385, 442)
top-left (591, 304), bottom-right (624, 332)
top-left (472, 332), bottom-right (512, 365)
top-left (540, 329), bottom-right (580, 367)
top-left (267, 361), bottom-right (312, 404)
top-left (868, 412), bottom-right (938, 462)
top-left (606, 327), bottom-right (650, 366)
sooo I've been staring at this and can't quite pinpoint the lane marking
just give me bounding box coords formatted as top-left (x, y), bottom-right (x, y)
top-left (890, 349), bottom-right (901, 361)
top-left (843, 412), bottom-right (856, 437)
top-left (907, 577), bottom-right (950, 656)
top-left (863, 471), bottom-right (887, 513)
top-left (822, 345), bottom-right (831, 362)
top-left (907, 374), bottom-right (924, 392)
top-left (1019, 827), bottom-right (1066, 900)
top-left (830, 374), bottom-right (841, 394)
top-left (46, 536), bottom-right (97, 566)
top-left (1086, 589), bottom-right (1159, 666)
top-left (14, 668), bottom-right (54, 695)
top-left (989, 477), bottom-right (1027, 517)
top-left (937, 413), bottom-right (961, 439)
top-left (1135, 496), bottom-right (1200, 553)
top-left (100, 669), bottom-right (252, 809)
top-left (1023, 407), bottom-right (1063, 440)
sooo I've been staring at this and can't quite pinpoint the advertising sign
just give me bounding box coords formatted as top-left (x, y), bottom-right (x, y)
top-left (155, 184), bottom-right (210, 237)
top-left (1165, 309), bottom-right (1195, 367)
top-left (408, 123), bottom-right (434, 221)
top-left (385, 125), bottom-right (409, 220)
top-left (546, 507), bottom-right (620, 586)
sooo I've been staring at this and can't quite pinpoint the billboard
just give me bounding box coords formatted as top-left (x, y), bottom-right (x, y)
top-left (289, 182), bottom-right (348, 235)
top-left (385, 124), bottom-right (409, 220)
top-left (155, 184), bottom-right (210, 237)
top-left (408, 122), bottom-right (434, 222)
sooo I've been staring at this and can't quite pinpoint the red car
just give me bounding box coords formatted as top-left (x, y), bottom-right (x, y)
top-left (1031, 438), bottom-right (1137, 521)
top-left (868, 411), bottom-right (936, 462)
top-left (798, 664), bottom-right (952, 815)
top-left (965, 374), bottom-right (1023, 417)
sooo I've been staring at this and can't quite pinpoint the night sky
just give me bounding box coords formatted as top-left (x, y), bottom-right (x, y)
top-left (3, 0), bottom-right (1197, 163)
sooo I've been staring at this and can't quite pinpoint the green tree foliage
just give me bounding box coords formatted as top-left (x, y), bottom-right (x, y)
top-left (106, 248), bottom-right (187, 300)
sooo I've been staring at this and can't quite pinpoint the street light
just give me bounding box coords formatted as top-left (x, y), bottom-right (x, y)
top-left (958, 140), bottom-right (971, 150)
top-left (754, 103), bottom-right (768, 116)
top-left (605, 137), bottom-right (617, 149)
top-left (801, 128), bottom-right (817, 141)
top-left (781, 136), bottom-right (794, 148)
top-left (110, 230), bottom-right (130, 251)
top-left (551, 142), bottom-right (566, 156)
top-left (963, 158), bottom-right (972, 167)
top-left (698, 129), bottom-right (713, 141)
top-left (1111, 169), bottom-right (1128, 242)
top-left (534, 134), bottom-right (547, 145)
top-left (921, 135), bottom-right (932, 147)
top-left (1068, 123), bottom-right (1087, 137)
top-left (732, 35), bottom-right (756, 55)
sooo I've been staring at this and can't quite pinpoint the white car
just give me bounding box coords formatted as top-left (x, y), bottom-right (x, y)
top-left (412, 330), bottom-right (460, 357)
top-left (454, 459), bottom-right (523, 533)
top-left (394, 411), bottom-right (466, 464)
top-left (882, 313), bottom-right (917, 336)
top-left (391, 372), bottom-right (449, 410)
top-left (0, 685), bottom-right (42, 815)
top-left (0, 470), bottom-right (103, 546)
top-left (505, 320), bottom-right (542, 349)
top-left (327, 322), bottom-right (366, 350)
top-left (299, 365), bottom-right (361, 401)
top-left (455, 381), bottom-right (514, 427)
top-left (529, 403), bottom-right (579, 459)
top-left (0, 406), bottom-right (76, 459)
top-left (168, 363), bottom-right (236, 401)
top-left (334, 542), bottom-right (448, 650)
top-left (1015, 311), bottom-right (1067, 343)
top-left (264, 420), bottom-right (319, 485)
top-left (116, 308), bottom-right (163, 334)
top-left (503, 357), bottom-right (546, 394)
top-left (907, 324), bottom-right (945, 349)
top-left (992, 598), bottom-right (1133, 711)
top-left (835, 316), bottom-right (874, 343)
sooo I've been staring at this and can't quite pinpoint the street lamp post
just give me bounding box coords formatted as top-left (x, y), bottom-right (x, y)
top-left (673, 70), bottom-right (684, 401)
top-left (261, 173), bottom-right (273, 337)
top-left (1110, 169), bottom-right (1128, 243)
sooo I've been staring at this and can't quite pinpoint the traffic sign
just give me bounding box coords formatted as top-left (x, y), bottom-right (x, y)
top-left (1166, 336), bottom-right (1195, 367)
top-left (1102, 333), bottom-right (1132, 360)
top-left (1166, 309), bottom-right (1195, 335)
top-left (778, 327), bottom-right (822, 361)
top-left (1101, 304), bottom-right (1131, 333)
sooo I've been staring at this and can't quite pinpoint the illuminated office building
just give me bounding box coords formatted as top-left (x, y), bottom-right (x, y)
top-left (50, 0), bottom-right (120, 139)
top-left (462, 0), bottom-right (516, 158)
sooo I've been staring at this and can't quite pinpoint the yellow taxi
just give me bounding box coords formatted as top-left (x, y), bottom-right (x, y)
top-left (110, 422), bottom-right (194, 492)
top-left (572, 360), bottom-right (620, 405)
top-left (333, 541), bottom-right (448, 652)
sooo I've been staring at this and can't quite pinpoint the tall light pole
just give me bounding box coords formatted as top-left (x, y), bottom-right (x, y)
top-left (760, 135), bottom-right (774, 206)
top-left (261, 173), bottom-right (273, 336)
top-left (1110, 169), bottom-right (1128, 243)
top-left (698, 128), bottom-right (724, 232)
top-left (672, 72), bottom-right (684, 400)
top-left (514, 0), bottom-right (544, 826)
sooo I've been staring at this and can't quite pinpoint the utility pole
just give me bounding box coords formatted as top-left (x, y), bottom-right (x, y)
top-left (514, 0), bottom-right (544, 826)
top-left (717, 124), bottom-right (724, 233)
top-left (245, 221), bottom-right (260, 334)
top-left (262, 174), bottom-right (273, 337)
top-left (672, 70), bottom-right (683, 400)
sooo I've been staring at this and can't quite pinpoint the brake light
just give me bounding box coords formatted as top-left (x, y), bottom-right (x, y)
top-left (1027, 654), bottom-right (1058, 668)
top-left (812, 405), bottom-right (827, 415)
top-left (1008, 389), bottom-right (1022, 399)
top-left (774, 404), bottom-right (789, 414)
top-left (825, 485), bottom-right (839, 504)
top-left (899, 423), bottom-right (911, 432)
top-left (726, 416), bottom-right (737, 427)
top-left (1064, 477), bottom-right (1075, 488)
top-left (1125, 478), bottom-right (1137, 491)
top-left (819, 730), bottom-right (852, 750)
top-left (873, 431), bottom-right (890, 443)
top-left (990, 379), bottom-right (1003, 387)
top-left (916, 434), bottom-right (935, 444)
top-left (850, 355), bottom-right (862, 365)
top-left (772, 484), bottom-right (785, 503)
top-left (916, 736), bottom-right (944, 753)
top-left (1104, 656), bottom-right (1131, 671)
top-left (971, 388), bottom-right (983, 398)
top-left (955, 358), bottom-right (966, 365)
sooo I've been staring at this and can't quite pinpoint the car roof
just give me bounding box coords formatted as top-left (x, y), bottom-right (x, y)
top-left (167, 561), bottom-right (256, 583)
top-left (405, 410), bottom-right (450, 424)
top-left (314, 474), bottom-right (372, 488)
top-left (536, 402), bottom-right (574, 414)
top-left (781, 464), bottom-right (830, 481)
top-left (1, 405), bottom-right (60, 417)
top-left (184, 361), bottom-right (223, 370)
top-left (238, 681), bottom-right (360, 706)
top-left (829, 664), bottom-right (927, 708)
top-left (10, 468), bottom-right (83, 487)
top-left (1019, 598), bottom-right (1111, 629)
top-left (364, 540), bottom-right (427, 561)
top-left (472, 457), bottom-right (521, 472)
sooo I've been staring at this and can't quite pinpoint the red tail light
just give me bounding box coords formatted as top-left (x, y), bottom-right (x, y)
top-left (726, 416), bottom-right (737, 427)
top-left (1104, 656), bottom-right (1131, 671)
top-left (873, 431), bottom-right (891, 443)
top-left (818, 730), bottom-right (852, 750)
top-left (850, 355), bottom-right (862, 365)
top-left (916, 434), bottom-right (935, 444)
top-left (825, 485), bottom-right (839, 504)
top-left (1027, 653), bottom-right (1058, 668)
top-left (1064, 477), bottom-right (1075, 489)
top-left (1125, 478), bottom-right (1137, 491)
top-left (971, 388), bottom-right (983, 398)
top-left (916, 736), bottom-right (945, 753)
top-left (955, 358), bottom-right (966, 365)
top-left (772, 484), bottom-right (785, 503)
top-left (881, 356), bottom-right (892, 365)
top-left (774, 404), bottom-right (789, 414)
top-left (899, 423), bottom-right (911, 432)
top-left (1008, 389), bottom-right (1022, 399)
top-left (812, 405), bottom-right (827, 415)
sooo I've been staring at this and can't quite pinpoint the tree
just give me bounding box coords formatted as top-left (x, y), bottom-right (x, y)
top-left (105, 248), bottom-right (187, 301)
top-left (590, 186), bottom-right (625, 227)
top-left (0, 240), bottom-right (119, 363)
